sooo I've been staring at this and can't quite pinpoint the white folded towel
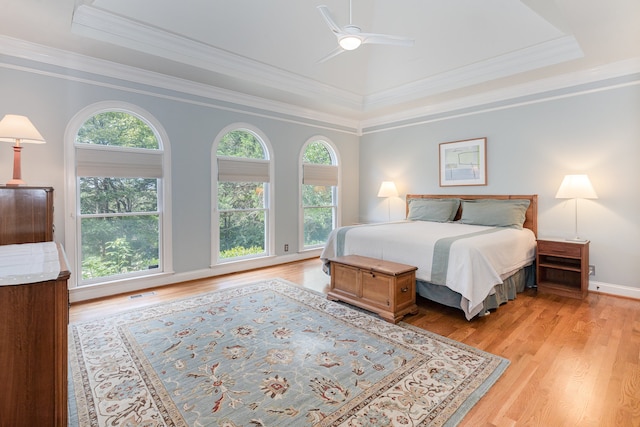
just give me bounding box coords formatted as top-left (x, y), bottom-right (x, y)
top-left (0, 242), bottom-right (61, 285)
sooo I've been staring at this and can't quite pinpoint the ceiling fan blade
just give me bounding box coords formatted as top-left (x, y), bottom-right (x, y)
top-left (317, 46), bottom-right (346, 63)
top-left (317, 5), bottom-right (343, 35)
top-left (316, 4), bottom-right (413, 60)
top-left (361, 33), bottom-right (415, 47)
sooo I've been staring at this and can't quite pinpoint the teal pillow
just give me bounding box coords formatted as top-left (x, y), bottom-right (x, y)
top-left (459, 199), bottom-right (530, 229)
top-left (407, 198), bottom-right (460, 222)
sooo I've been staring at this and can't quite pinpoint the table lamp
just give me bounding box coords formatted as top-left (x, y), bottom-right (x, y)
top-left (555, 174), bottom-right (597, 241)
top-left (0, 115), bottom-right (46, 186)
top-left (377, 181), bottom-right (398, 221)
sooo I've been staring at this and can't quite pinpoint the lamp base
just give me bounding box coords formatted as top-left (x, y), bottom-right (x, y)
top-left (566, 236), bottom-right (588, 242)
top-left (8, 145), bottom-right (25, 186)
top-left (6, 178), bottom-right (26, 186)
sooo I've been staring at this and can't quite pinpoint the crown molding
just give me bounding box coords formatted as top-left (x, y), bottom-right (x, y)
top-left (0, 35), bottom-right (360, 132)
top-left (361, 57), bottom-right (640, 132)
top-left (364, 35), bottom-right (584, 112)
top-left (1, 29), bottom-right (639, 136)
top-left (71, 4), bottom-right (363, 112)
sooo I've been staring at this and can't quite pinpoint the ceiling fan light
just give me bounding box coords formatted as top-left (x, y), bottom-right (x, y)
top-left (339, 35), bottom-right (362, 51)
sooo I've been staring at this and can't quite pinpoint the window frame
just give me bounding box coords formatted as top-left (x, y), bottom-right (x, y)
top-left (64, 101), bottom-right (173, 289)
top-left (299, 137), bottom-right (341, 251)
top-left (211, 123), bottom-right (274, 265)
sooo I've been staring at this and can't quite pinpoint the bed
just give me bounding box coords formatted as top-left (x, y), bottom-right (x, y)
top-left (320, 194), bottom-right (538, 320)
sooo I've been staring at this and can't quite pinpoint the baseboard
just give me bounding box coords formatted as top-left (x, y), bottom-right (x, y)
top-left (588, 280), bottom-right (640, 300)
top-left (69, 250), bottom-right (322, 303)
top-left (69, 260), bottom-right (639, 304)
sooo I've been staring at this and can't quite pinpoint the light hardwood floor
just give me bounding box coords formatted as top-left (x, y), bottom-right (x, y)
top-left (70, 258), bottom-right (640, 427)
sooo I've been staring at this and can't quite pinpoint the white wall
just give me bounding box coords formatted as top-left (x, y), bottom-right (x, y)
top-left (0, 61), bottom-right (360, 297)
top-left (360, 83), bottom-right (640, 294)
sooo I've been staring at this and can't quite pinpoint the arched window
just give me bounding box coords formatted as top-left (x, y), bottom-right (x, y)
top-left (213, 125), bottom-right (272, 263)
top-left (300, 138), bottom-right (339, 250)
top-left (66, 103), bottom-right (171, 287)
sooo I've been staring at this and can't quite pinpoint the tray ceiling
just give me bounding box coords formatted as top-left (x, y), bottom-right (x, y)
top-left (1, 0), bottom-right (639, 125)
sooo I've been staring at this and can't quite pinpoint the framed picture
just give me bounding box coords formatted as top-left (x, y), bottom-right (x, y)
top-left (439, 137), bottom-right (487, 186)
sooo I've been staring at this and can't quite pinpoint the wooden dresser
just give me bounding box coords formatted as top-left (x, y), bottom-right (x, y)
top-left (0, 186), bottom-right (68, 426)
top-left (0, 243), bottom-right (69, 426)
top-left (0, 186), bottom-right (54, 244)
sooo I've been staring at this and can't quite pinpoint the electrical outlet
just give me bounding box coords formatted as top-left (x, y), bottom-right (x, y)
top-left (589, 265), bottom-right (595, 276)
top-left (284, 244), bottom-right (289, 252)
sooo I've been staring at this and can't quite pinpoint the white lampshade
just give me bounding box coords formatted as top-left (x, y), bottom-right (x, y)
top-left (0, 115), bottom-right (46, 146)
top-left (377, 181), bottom-right (398, 198)
top-left (339, 35), bottom-right (362, 50)
top-left (555, 174), bottom-right (598, 199)
top-left (555, 174), bottom-right (597, 241)
top-left (0, 114), bottom-right (46, 186)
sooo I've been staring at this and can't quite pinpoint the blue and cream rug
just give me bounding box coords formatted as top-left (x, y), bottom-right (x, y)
top-left (68, 278), bottom-right (508, 426)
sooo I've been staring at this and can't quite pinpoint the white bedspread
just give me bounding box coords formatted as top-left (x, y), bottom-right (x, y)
top-left (321, 221), bottom-right (536, 319)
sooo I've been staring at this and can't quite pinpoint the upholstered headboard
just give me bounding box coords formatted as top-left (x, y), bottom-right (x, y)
top-left (405, 194), bottom-right (538, 237)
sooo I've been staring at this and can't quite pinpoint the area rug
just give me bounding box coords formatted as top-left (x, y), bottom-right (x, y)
top-left (68, 278), bottom-right (509, 426)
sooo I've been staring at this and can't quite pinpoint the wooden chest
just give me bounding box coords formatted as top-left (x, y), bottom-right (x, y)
top-left (328, 255), bottom-right (418, 323)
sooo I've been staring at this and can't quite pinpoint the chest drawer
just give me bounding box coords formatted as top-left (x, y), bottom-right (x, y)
top-left (537, 240), bottom-right (582, 257)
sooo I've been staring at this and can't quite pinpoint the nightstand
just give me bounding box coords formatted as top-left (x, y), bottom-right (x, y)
top-left (536, 238), bottom-right (589, 299)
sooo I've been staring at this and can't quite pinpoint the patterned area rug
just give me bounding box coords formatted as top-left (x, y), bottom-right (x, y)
top-left (68, 278), bottom-right (509, 426)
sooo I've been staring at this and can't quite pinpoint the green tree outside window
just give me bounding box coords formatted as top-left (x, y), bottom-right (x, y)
top-left (303, 141), bottom-right (337, 248)
top-left (217, 129), bottom-right (269, 260)
top-left (76, 112), bottom-right (162, 281)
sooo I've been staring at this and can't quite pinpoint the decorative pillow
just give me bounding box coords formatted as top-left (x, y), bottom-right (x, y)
top-left (407, 198), bottom-right (460, 222)
top-left (459, 199), bottom-right (530, 229)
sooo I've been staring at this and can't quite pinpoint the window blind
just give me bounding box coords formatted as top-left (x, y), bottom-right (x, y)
top-left (218, 158), bottom-right (270, 182)
top-left (303, 163), bottom-right (338, 186)
top-left (76, 147), bottom-right (163, 178)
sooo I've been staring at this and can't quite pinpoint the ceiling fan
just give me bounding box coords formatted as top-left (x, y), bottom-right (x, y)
top-left (317, 1), bottom-right (415, 62)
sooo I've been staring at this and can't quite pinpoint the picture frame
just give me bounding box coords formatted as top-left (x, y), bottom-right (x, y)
top-left (439, 137), bottom-right (487, 186)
